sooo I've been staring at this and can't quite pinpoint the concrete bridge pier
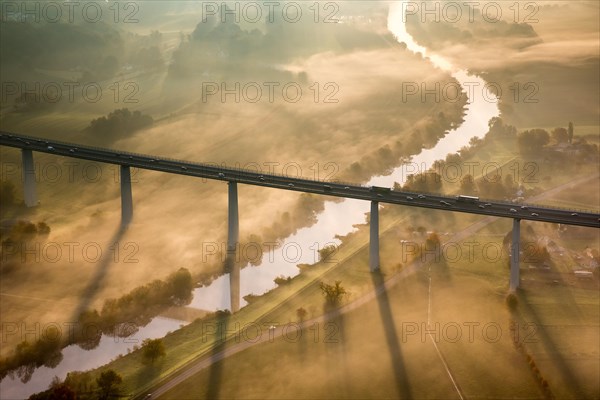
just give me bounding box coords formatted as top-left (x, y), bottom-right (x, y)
top-left (120, 165), bottom-right (133, 227)
top-left (510, 218), bottom-right (521, 291)
top-left (22, 149), bottom-right (37, 207)
top-left (227, 181), bottom-right (240, 313)
top-left (369, 201), bottom-right (380, 271)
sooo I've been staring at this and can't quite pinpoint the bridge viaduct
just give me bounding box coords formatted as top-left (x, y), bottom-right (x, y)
top-left (2, 132), bottom-right (599, 311)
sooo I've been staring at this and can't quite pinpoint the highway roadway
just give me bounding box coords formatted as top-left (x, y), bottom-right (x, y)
top-left (1, 131), bottom-right (599, 228)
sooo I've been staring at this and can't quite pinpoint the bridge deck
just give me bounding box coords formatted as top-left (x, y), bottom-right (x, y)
top-left (1, 131), bottom-right (598, 228)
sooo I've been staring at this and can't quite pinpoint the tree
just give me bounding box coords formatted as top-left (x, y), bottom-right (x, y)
top-left (168, 267), bottom-right (193, 305)
top-left (96, 369), bottom-right (122, 400)
top-left (551, 127), bottom-right (569, 144)
top-left (318, 244), bottom-right (337, 262)
top-left (319, 281), bottom-right (347, 305)
top-left (425, 232), bottom-right (440, 248)
top-left (488, 117), bottom-right (516, 138)
top-left (64, 371), bottom-right (95, 395)
top-left (141, 338), bottom-right (166, 364)
top-left (244, 233), bottom-right (264, 266)
top-left (568, 122), bottom-right (574, 144)
top-left (28, 379), bottom-right (76, 400)
top-left (504, 174), bottom-right (516, 194)
top-left (488, 116), bottom-right (503, 131)
top-left (36, 222), bottom-right (50, 236)
top-left (0, 180), bottom-right (16, 207)
top-left (403, 171), bottom-right (442, 193)
top-left (274, 275), bottom-right (292, 286)
top-left (296, 307), bottom-right (307, 322)
top-left (459, 174), bottom-right (476, 195)
top-left (149, 30), bottom-right (162, 45)
top-left (76, 310), bottom-right (102, 350)
top-left (86, 108), bottom-right (153, 145)
top-left (477, 177), bottom-right (507, 199)
top-left (517, 129), bottom-right (549, 154)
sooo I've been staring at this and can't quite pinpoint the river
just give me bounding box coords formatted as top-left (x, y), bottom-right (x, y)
top-left (0, 2), bottom-right (499, 397)
top-left (189, 1), bottom-right (500, 311)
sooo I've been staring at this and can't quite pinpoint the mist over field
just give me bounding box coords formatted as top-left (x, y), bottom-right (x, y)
top-left (0, 1), bottom-right (598, 399)
top-left (403, 1), bottom-right (599, 126)
top-left (0, 1), bottom-right (461, 331)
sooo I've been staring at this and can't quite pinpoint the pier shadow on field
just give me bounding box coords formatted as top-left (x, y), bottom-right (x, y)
top-left (515, 288), bottom-right (585, 398)
top-left (70, 225), bottom-right (128, 327)
top-left (370, 269), bottom-right (412, 399)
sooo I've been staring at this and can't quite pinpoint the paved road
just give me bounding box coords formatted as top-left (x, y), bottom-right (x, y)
top-left (1, 132), bottom-right (599, 228)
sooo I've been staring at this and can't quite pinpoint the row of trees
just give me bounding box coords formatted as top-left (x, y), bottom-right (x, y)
top-left (2, 220), bottom-right (50, 242)
top-left (343, 111), bottom-right (460, 184)
top-left (398, 171), bottom-right (443, 193)
top-left (4, 20), bottom-right (164, 91)
top-left (27, 340), bottom-right (165, 398)
top-left (1, 269), bottom-right (192, 383)
top-left (84, 108), bottom-right (153, 145)
top-left (390, 119), bottom-right (589, 200)
top-left (517, 122), bottom-right (575, 154)
top-left (29, 368), bottom-right (125, 400)
top-left (1, 220), bottom-right (52, 274)
top-left (169, 6), bottom-right (386, 80)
